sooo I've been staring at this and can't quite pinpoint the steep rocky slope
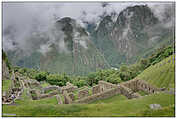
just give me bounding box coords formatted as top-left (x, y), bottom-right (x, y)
top-left (91, 5), bottom-right (175, 67)
top-left (5, 17), bottom-right (110, 75)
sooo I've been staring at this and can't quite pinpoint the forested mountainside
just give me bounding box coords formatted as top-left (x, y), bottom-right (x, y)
top-left (91, 5), bottom-right (174, 67)
top-left (3, 4), bottom-right (175, 75)
top-left (5, 17), bottom-right (110, 75)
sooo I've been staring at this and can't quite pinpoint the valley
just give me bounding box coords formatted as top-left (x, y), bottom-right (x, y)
top-left (2, 2), bottom-right (175, 117)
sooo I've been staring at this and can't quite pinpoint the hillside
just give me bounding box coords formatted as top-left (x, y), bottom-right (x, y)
top-left (4, 4), bottom-right (175, 74)
top-left (136, 55), bottom-right (175, 89)
top-left (91, 5), bottom-right (175, 67)
top-left (5, 17), bottom-right (110, 75)
top-left (2, 55), bottom-right (175, 117)
top-left (2, 88), bottom-right (174, 117)
top-left (2, 3), bottom-right (175, 117)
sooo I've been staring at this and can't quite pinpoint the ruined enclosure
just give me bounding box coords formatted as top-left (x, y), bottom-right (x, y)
top-left (27, 78), bottom-right (161, 104)
top-left (1, 68), bottom-right (163, 105)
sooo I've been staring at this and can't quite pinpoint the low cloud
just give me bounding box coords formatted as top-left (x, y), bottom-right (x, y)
top-left (2, 2), bottom-right (174, 55)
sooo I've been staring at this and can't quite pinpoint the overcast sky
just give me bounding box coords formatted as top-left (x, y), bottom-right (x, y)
top-left (2, 2), bottom-right (174, 52)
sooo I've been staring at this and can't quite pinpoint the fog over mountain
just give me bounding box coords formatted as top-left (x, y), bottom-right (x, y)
top-left (3, 2), bottom-right (173, 54)
top-left (2, 2), bottom-right (175, 75)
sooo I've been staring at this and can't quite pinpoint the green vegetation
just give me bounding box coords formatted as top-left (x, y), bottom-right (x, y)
top-left (136, 105), bottom-right (175, 117)
top-left (2, 43), bottom-right (175, 117)
top-left (40, 81), bottom-right (50, 88)
top-left (2, 79), bottom-right (12, 92)
top-left (92, 94), bottom-right (127, 104)
top-left (13, 45), bottom-right (174, 89)
top-left (2, 50), bottom-right (11, 70)
top-left (2, 92), bottom-right (174, 117)
top-left (136, 55), bottom-right (175, 89)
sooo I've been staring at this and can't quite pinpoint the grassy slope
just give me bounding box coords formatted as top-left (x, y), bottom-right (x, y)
top-left (2, 80), bottom-right (13, 92)
top-left (2, 92), bottom-right (174, 117)
top-left (136, 55), bottom-right (175, 89)
top-left (2, 55), bottom-right (175, 117)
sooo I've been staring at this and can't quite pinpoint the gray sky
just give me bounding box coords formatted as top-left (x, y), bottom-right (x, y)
top-left (2, 2), bottom-right (174, 52)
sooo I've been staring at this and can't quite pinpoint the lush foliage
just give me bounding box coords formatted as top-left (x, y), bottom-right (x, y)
top-left (14, 45), bottom-right (174, 88)
top-left (2, 50), bottom-right (11, 70)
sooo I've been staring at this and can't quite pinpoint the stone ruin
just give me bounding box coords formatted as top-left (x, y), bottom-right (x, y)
top-left (2, 73), bottom-right (23, 104)
top-left (68, 93), bottom-right (75, 101)
top-left (63, 91), bottom-right (72, 104)
top-left (27, 79), bottom-right (161, 104)
top-left (42, 85), bottom-right (61, 93)
top-left (61, 82), bottom-right (78, 94)
top-left (73, 79), bottom-right (161, 104)
top-left (78, 88), bottom-right (89, 99)
top-left (99, 81), bottom-right (117, 92)
top-left (56, 95), bottom-right (63, 104)
top-left (92, 85), bottom-right (101, 94)
top-left (30, 89), bottom-right (59, 100)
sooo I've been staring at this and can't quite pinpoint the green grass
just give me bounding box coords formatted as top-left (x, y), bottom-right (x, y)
top-left (40, 82), bottom-right (50, 88)
top-left (138, 90), bottom-right (148, 96)
top-left (2, 91), bottom-right (174, 117)
top-left (2, 79), bottom-right (13, 92)
top-left (136, 55), bottom-right (175, 89)
top-left (2, 55), bottom-right (175, 117)
top-left (136, 105), bottom-right (175, 117)
top-left (14, 89), bottom-right (58, 105)
top-left (92, 94), bottom-right (127, 104)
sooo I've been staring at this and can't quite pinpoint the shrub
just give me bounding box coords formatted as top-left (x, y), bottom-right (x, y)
top-left (35, 71), bottom-right (48, 82)
top-left (46, 73), bottom-right (70, 86)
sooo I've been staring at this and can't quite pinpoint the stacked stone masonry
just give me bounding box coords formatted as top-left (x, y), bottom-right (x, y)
top-left (42, 86), bottom-right (60, 93)
top-left (92, 85), bottom-right (101, 94)
top-left (61, 83), bottom-right (78, 94)
top-left (56, 95), bottom-right (63, 104)
top-left (63, 91), bottom-right (72, 104)
top-left (98, 81), bottom-right (117, 92)
top-left (78, 89), bottom-right (89, 99)
top-left (28, 79), bottom-right (160, 104)
top-left (68, 93), bottom-right (75, 101)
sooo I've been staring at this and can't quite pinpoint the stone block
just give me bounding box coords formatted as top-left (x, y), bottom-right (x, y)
top-left (56, 95), bottom-right (63, 104)
top-left (68, 93), bottom-right (75, 101)
top-left (78, 89), bottom-right (89, 99)
top-left (92, 85), bottom-right (100, 94)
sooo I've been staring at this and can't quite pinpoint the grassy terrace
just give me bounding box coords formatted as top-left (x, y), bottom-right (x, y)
top-left (2, 55), bottom-right (175, 117)
top-left (40, 81), bottom-right (50, 88)
top-left (136, 55), bottom-right (175, 89)
top-left (2, 79), bottom-right (13, 92)
top-left (2, 90), bottom-right (174, 117)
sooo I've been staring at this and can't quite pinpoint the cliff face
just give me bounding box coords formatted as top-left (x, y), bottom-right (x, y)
top-left (3, 4), bottom-right (175, 73)
top-left (111, 5), bottom-right (158, 59)
top-left (39, 17), bottom-right (110, 75)
top-left (5, 17), bottom-right (110, 75)
top-left (91, 5), bottom-right (174, 66)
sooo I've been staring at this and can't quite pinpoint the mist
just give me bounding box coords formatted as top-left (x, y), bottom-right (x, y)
top-left (2, 2), bottom-right (174, 56)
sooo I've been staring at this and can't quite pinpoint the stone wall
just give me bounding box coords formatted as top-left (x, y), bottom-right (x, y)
top-left (75, 87), bottom-right (121, 104)
top-left (118, 85), bottom-right (141, 99)
top-left (121, 79), bottom-right (160, 94)
top-left (78, 89), bottom-right (89, 99)
top-left (39, 90), bottom-right (59, 99)
top-left (98, 80), bottom-right (117, 92)
top-left (136, 80), bottom-right (159, 93)
top-left (56, 95), bottom-right (63, 104)
top-left (63, 91), bottom-right (72, 104)
top-left (42, 86), bottom-right (60, 93)
top-left (121, 79), bottom-right (139, 92)
top-left (61, 84), bottom-right (78, 94)
top-left (30, 89), bottom-right (59, 100)
top-left (68, 93), bottom-right (75, 101)
top-left (92, 85), bottom-right (101, 94)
